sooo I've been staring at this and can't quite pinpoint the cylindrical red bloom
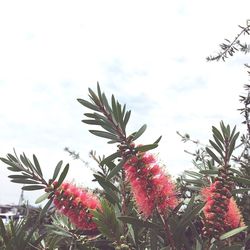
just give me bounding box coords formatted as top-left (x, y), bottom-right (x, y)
top-left (124, 153), bottom-right (178, 218)
top-left (201, 182), bottom-right (245, 236)
top-left (226, 197), bottom-right (245, 229)
top-left (53, 182), bottom-right (101, 230)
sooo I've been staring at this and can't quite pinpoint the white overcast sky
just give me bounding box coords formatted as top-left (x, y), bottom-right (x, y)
top-left (0, 0), bottom-right (250, 204)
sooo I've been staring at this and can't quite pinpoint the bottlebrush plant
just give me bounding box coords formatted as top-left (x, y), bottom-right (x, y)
top-left (0, 83), bottom-right (249, 250)
top-left (1, 22), bottom-right (250, 250)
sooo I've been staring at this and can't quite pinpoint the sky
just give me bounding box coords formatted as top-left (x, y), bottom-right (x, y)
top-left (0, 0), bottom-right (250, 205)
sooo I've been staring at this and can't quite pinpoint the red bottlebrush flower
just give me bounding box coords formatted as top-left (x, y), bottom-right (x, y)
top-left (201, 182), bottom-right (245, 236)
top-left (124, 153), bottom-right (178, 218)
top-left (226, 197), bottom-right (245, 229)
top-left (53, 182), bottom-right (101, 230)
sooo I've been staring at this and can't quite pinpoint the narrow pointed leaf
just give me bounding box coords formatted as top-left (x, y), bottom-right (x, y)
top-left (209, 140), bottom-right (224, 157)
top-left (213, 135), bottom-right (224, 150)
top-left (57, 164), bottom-right (69, 186)
top-left (118, 216), bottom-right (162, 230)
top-left (22, 185), bottom-right (46, 191)
top-left (100, 151), bottom-right (121, 166)
top-left (35, 192), bottom-right (50, 204)
top-left (77, 98), bottom-right (100, 111)
top-left (106, 158), bottom-right (126, 180)
top-left (228, 132), bottom-right (240, 158)
top-left (52, 160), bottom-right (63, 181)
top-left (135, 143), bottom-right (158, 152)
top-left (124, 110), bottom-right (131, 128)
top-left (206, 147), bottom-right (221, 164)
top-left (102, 93), bottom-right (112, 114)
top-left (88, 87), bottom-right (100, 105)
top-left (97, 82), bottom-right (103, 102)
top-left (11, 179), bottom-right (40, 184)
top-left (89, 130), bottom-right (119, 141)
top-left (199, 170), bottom-right (218, 175)
top-left (219, 226), bottom-right (248, 240)
top-left (232, 176), bottom-right (250, 185)
top-left (154, 136), bottom-right (162, 144)
top-left (33, 154), bottom-right (43, 177)
top-left (0, 218), bottom-right (8, 247)
top-left (212, 126), bottom-right (224, 143)
top-left (132, 124), bottom-right (147, 141)
top-left (94, 174), bottom-right (120, 193)
top-left (232, 188), bottom-right (250, 194)
top-left (39, 197), bottom-right (54, 220)
top-left (8, 174), bottom-right (31, 179)
top-left (82, 119), bottom-right (103, 125)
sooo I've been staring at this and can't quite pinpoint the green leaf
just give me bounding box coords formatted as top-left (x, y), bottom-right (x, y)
top-left (22, 185), bottom-right (45, 191)
top-left (106, 158), bottom-right (126, 180)
top-left (154, 136), bottom-right (162, 144)
top-left (92, 200), bottom-right (123, 241)
top-left (82, 119), bottom-right (103, 125)
top-left (219, 226), bottom-right (248, 240)
top-left (229, 125), bottom-right (237, 141)
top-left (100, 151), bottom-right (121, 166)
top-left (174, 202), bottom-right (204, 236)
top-left (199, 170), bottom-right (219, 175)
top-left (89, 130), bottom-right (119, 141)
top-left (123, 110), bottom-right (131, 128)
top-left (230, 168), bottom-right (243, 176)
top-left (1, 157), bottom-right (23, 170)
top-left (94, 174), bottom-right (120, 193)
top-left (97, 82), bottom-right (103, 102)
top-left (111, 95), bottom-right (118, 122)
top-left (20, 153), bottom-right (33, 170)
top-left (118, 216), bottom-right (162, 231)
top-left (77, 98), bottom-right (100, 112)
top-left (6, 153), bottom-right (18, 162)
top-left (135, 143), bottom-right (158, 152)
top-left (132, 124), bottom-right (147, 141)
top-left (212, 126), bottom-right (224, 143)
top-left (185, 185), bottom-right (201, 192)
top-left (228, 132), bottom-right (240, 158)
top-left (183, 179), bottom-right (205, 185)
top-left (7, 166), bottom-right (22, 172)
top-left (57, 164), bottom-right (69, 187)
top-left (39, 198), bottom-right (54, 220)
top-left (33, 154), bottom-right (43, 177)
top-left (220, 121), bottom-right (229, 139)
top-left (11, 179), bottom-right (40, 184)
top-left (100, 123), bottom-right (117, 134)
top-left (35, 192), bottom-right (50, 204)
top-left (102, 93), bottom-right (113, 115)
top-left (209, 140), bottom-right (224, 157)
top-left (88, 87), bottom-right (100, 106)
top-left (0, 218), bottom-right (8, 246)
top-left (116, 101), bottom-right (123, 129)
top-left (52, 160), bottom-right (63, 181)
top-left (8, 174), bottom-right (31, 179)
top-left (232, 176), bottom-right (250, 186)
top-left (184, 170), bottom-right (203, 179)
top-left (213, 135), bottom-right (224, 150)
top-left (206, 147), bottom-right (221, 164)
top-left (232, 188), bottom-right (250, 194)
top-left (221, 245), bottom-right (244, 250)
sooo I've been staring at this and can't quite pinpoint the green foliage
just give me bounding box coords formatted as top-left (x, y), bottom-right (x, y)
top-left (0, 209), bottom-right (47, 250)
top-left (92, 200), bottom-right (123, 243)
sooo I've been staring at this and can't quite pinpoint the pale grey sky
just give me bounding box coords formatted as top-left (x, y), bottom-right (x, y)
top-left (0, 0), bottom-right (249, 204)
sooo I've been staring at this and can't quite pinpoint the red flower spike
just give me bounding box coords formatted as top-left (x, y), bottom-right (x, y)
top-left (201, 182), bottom-right (245, 236)
top-left (225, 197), bottom-right (245, 229)
top-left (124, 153), bottom-right (178, 218)
top-left (53, 182), bottom-right (101, 230)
